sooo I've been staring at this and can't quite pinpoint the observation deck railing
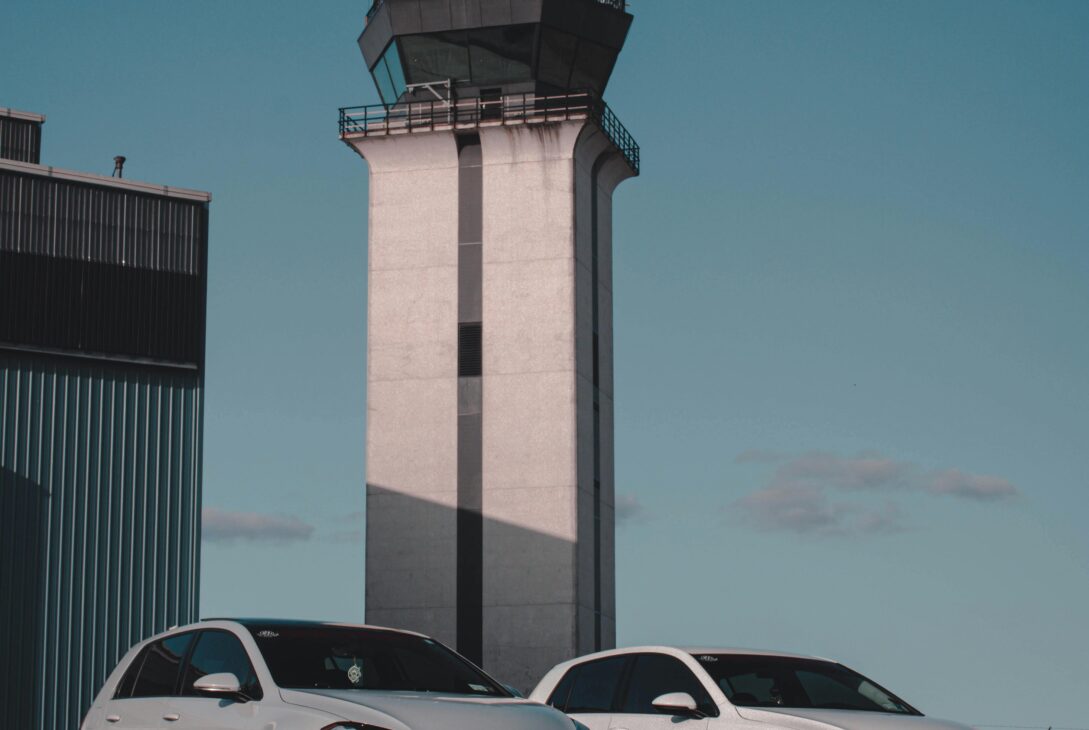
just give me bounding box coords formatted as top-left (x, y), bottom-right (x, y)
top-left (339, 90), bottom-right (639, 175)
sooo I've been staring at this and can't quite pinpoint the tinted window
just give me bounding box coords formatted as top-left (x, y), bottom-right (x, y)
top-left (128, 634), bottom-right (195, 698)
top-left (796, 670), bottom-right (904, 714)
top-left (568, 39), bottom-right (616, 94)
top-left (621, 654), bottom-right (717, 717)
top-left (547, 668), bottom-right (578, 711)
top-left (385, 46), bottom-right (407, 100)
top-left (115, 652), bottom-right (142, 698)
top-left (181, 630), bottom-right (262, 700)
top-left (468, 25), bottom-right (534, 85)
top-left (248, 625), bottom-right (507, 696)
top-left (400, 32), bottom-right (470, 85)
top-left (563, 656), bottom-right (628, 714)
top-left (692, 654), bottom-right (919, 715)
top-left (372, 56), bottom-right (397, 105)
top-left (537, 27), bottom-right (577, 88)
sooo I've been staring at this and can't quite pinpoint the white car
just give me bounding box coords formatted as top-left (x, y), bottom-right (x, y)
top-left (81, 618), bottom-right (575, 730)
top-left (530, 646), bottom-right (973, 730)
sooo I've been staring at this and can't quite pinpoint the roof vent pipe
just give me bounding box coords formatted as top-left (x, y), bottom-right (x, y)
top-left (112, 155), bottom-right (126, 178)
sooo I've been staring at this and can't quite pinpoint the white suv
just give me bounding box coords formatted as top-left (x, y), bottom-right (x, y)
top-left (530, 646), bottom-right (973, 730)
top-left (81, 618), bottom-right (575, 730)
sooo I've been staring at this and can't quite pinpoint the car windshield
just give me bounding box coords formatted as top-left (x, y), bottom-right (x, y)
top-left (691, 654), bottom-right (920, 715)
top-left (248, 624), bottom-right (508, 696)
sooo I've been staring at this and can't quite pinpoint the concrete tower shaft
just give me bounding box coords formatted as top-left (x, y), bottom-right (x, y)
top-left (344, 0), bottom-right (638, 691)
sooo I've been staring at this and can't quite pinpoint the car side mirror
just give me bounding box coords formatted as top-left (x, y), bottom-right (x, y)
top-left (651, 692), bottom-right (702, 717)
top-left (192, 672), bottom-right (243, 698)
top-left (503, 684), bottom-right (525, 698)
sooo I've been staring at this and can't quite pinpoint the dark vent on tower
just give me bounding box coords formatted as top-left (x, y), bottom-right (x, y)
top-left (458, 323), bottom-right (482, 377)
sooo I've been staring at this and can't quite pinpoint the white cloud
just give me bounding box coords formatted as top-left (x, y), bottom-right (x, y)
top-left (735, 449), bottom-right (790, 464)
top-left (775, 451), bottom-right (912, 491)
top-left (750, 450), bottom-right (1018, 501)
top-left (615, 493), bottom-right (646, 523)
top-left (327, 528), bottom-right (364, 545)
top-left (732, 450), bottom-right (1016, 537)
top-left (325, 511), bottom-right (365, 543)
top-left (202, 508), bottom-right (314, 545)
top-left (734, 485), bottom-right (905, 537)
top-left (925, 469), bottom-right (1018, 500)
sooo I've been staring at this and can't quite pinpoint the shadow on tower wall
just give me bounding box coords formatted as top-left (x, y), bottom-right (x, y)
top-left (366, 484), bottom-right (614, 693)
top-left (0, 466), bottom-right (46, 727)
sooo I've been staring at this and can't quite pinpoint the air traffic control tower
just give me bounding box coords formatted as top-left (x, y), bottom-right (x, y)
top-left (341, 0), bottom-right (639, 689)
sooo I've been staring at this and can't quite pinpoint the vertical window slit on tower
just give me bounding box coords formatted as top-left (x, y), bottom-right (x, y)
top-left (456, 133), bottom-right (483, 664)
top-left (590, 156), bottom-right (605, 651)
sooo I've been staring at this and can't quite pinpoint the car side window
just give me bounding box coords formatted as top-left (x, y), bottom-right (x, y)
top-left (547, 668), bottom-right (578, 710)
top-left (115, 653), bottom-right (142, 698)
top-left (620, 653), bottom-right (718, 717)
top-left (121, 633), bottom-right (195, 699)
top-left (181, 630), bottom-right (263, 700)
top-left (557, 656), bottom-right (629, 714)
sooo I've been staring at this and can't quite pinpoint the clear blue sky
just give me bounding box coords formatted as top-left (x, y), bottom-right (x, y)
top-left (4, 1), bottom-right (1087, 726)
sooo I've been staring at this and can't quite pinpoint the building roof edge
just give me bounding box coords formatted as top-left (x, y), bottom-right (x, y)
top-left (0, 107), bottom-right (47, 123)
top-left (0, 158), bottom-right (212, 202)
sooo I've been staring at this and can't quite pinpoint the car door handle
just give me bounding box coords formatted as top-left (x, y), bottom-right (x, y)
top-left (106, 716), bottom-right (121, 724)
top-left (163, 714), bottom-right (180, 722)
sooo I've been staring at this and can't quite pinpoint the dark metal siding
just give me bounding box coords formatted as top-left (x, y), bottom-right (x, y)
top-left (0, 116), bottom-right (42, 164)
top-left (0, 252), bottom-right (205, 365)
top-left (0, 169), bottom-right (208, 367)
top-left (0, 162), bottom-right (207, 730)
top-left (0, 170), bottom-right (204, 274)
top-left (0, 353), bottom-right (203, 730)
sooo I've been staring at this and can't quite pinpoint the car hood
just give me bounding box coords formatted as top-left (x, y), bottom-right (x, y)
top-left (735, 707), bottom-right (973, 730)
top-left (281, 688), bottom-right (573, 730)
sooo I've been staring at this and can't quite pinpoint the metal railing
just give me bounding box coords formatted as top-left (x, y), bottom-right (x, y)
top-left (367, 0), bottom-right (625, 22)
top-left (596, 101), bottom-right (639, 174)
top-left (339, 91), bottom-right (639, 175)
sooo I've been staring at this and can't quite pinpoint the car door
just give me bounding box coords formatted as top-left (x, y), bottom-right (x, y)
top-left (100, 633), bottom-right (195, 730)
top-left (170, 629), bottom-right (267, 730)
top-left (608, 653), bottom-right (715, 730)
top-left (545, 655), bottom-right (629, 730)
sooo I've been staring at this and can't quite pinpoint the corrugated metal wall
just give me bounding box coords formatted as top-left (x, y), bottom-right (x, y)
top-left (0, 170), bottom-right (204, 274)
top-left (0, 354), bottom-right (203, 730)
top-left (0, 116), bottom-right (42, 164)
top-left (0, 159), bottom-right (208, 729)
top-left (0, 169), bottom-right (208, 366)
top-left (0, 251), bottom-right (205, 364)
